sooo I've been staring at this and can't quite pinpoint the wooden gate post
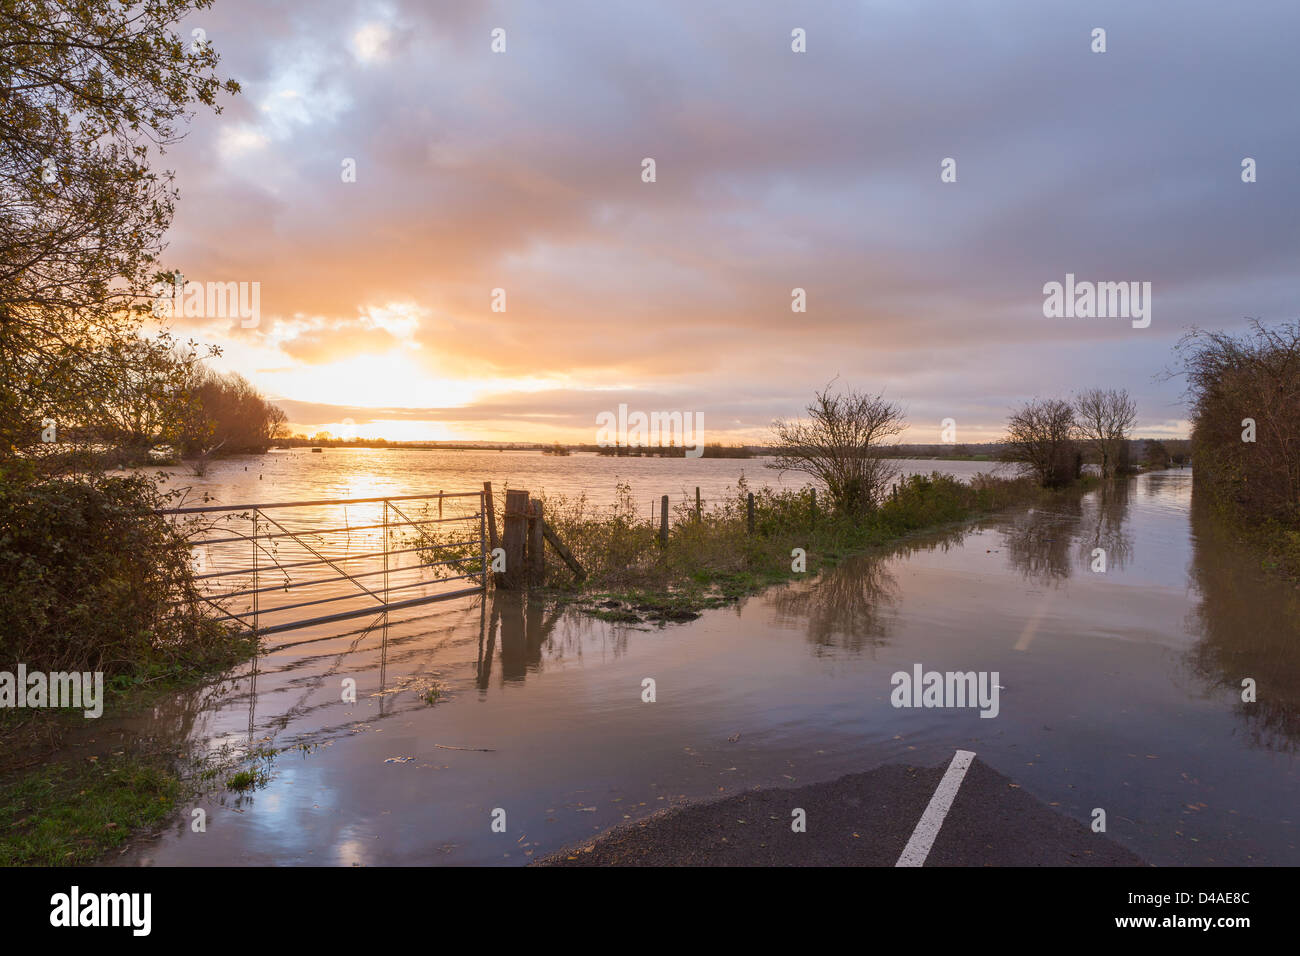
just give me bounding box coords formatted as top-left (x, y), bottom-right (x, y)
top-left (528, 498), bottom-right (545, 586)
top-left (502, 489), bottom-right (529, 589)
top-left (483, 481), bottom-right (502, 587)
top-left (659, 495), bottom-right (669, 547)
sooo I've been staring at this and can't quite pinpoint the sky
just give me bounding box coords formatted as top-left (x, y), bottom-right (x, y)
top-left (157, 0), bottom-right (1300, 443)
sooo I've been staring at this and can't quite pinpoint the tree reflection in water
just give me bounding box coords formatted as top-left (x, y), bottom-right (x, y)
top-left (1075, 481), bottom-right (1135, 573)
top-left (1187, 485), bottom-right (1300, 752)
top-left (1001, 495), bottom-right (1085, 584)
top-left (768, 525), bottom-right (970, 654)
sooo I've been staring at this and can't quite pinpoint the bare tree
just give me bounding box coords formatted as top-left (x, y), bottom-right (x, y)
top-left (1003, 398), bottom-right (1079, 487)
top-left (769, 384), bottom-right (906, 514)
top-left (1074, 388), bottom-right (1138, 479)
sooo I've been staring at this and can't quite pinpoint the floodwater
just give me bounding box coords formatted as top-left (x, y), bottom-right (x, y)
top-left (152, 448), bottom-right (993, 636)
top-left (99, 462), bottom-right (1296, 867)
top-left (146, 446), bottom-right (994, 515)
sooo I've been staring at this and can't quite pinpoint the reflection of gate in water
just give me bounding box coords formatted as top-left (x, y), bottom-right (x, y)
top-left (164, 491), bottom-right (487, 642)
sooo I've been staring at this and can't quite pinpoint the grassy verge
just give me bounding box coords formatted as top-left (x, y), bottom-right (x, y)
top-left (0, 756), bottom-right (180, 866)
top-left (0, 629), bottom-right (259, 866)
top-left (534, 472), bottom-right (1099, 624)
top-left (0, 469), bottom-right (268, 864)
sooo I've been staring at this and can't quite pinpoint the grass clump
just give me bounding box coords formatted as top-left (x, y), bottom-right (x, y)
top-left (535, 472), bottom-right (1064, 622)
top-left (225, 769), bottom-right (258, 791)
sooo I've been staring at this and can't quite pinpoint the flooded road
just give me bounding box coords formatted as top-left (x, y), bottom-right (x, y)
top-left (109, 469), bottom-right (1297, 866)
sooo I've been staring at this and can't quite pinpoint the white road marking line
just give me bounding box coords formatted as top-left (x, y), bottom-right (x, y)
top-left (895, 749), bottom-right (976, 867)
top-left (1013, 590), bottom-right (1055, 652)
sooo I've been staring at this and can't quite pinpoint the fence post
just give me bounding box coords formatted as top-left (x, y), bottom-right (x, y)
top-left (695, 486), bottom-right (701, 522)
top-left (660, 495), bottom-right (669, 547)
top-left (383, 499), bottom-right (390, 609)
top-left (502, 489), bottom-right (529, 589)
top-left (479, 492), bottom-right (488, 591)
top-left (528, 498), bottom-right (545, 586)
top-left (483, 481), bottom-right (501, 587)
top-left (747, 492), bottom-right (755, 535)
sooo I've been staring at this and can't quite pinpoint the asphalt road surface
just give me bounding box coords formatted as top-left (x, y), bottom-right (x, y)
top-left (534, 754), bottom-right (1146, 867)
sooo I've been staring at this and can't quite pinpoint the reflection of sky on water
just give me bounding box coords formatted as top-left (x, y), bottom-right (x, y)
top-left (112, 469), bottom-right (1296, 867)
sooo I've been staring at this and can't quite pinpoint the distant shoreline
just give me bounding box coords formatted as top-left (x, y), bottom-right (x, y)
top-left (267, 439), bottom-right (1188, 466)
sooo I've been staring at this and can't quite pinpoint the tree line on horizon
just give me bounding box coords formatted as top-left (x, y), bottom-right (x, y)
top-left (764, 383), bottom-right (1194, 516)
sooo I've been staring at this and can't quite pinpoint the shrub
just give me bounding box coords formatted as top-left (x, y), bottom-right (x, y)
top-left (534, 472), bottom-right (1046, 603)
top-left (1178, 320), bottom-right (1300, 528)
top-left (0, 473), bottom-right (234, 677)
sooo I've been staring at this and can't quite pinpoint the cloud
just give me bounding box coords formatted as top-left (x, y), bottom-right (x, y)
top-left (160, 0), bottom-right (1300, 441)
top-left (216, 124), bottom-right (269, 159)
top-left (351, 22), bottom-right (391, 63)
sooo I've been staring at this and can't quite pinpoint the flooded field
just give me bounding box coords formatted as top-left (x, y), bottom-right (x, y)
top-left (89, 464), bottom-right (1295, 867)
top-left (149, 448), bottom-right (993, 638)
top-left (146, 446), bottom-right (994, 514)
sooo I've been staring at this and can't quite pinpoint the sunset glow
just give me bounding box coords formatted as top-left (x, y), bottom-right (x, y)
top-left (154, 1), bottom-right (1296, 445)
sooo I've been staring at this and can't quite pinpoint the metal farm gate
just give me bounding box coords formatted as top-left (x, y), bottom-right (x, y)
top-left (163, 491), bottom-right (487, 641)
